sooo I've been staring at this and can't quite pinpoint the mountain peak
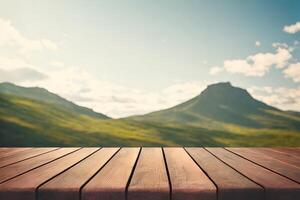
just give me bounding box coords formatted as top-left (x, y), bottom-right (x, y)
top-left (199, 81), bottom-right (249, 100)
top-left (207, 81), bottom-right (232, 88)
top-left (137, 81), bottom-right (279, 127)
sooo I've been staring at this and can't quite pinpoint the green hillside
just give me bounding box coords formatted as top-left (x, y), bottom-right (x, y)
top-left (132, 82), bottom-right (300, 130)
top-left (0, 82), bottom-right (109, 119)
top-left (0, 82), bottom-right (300, 147)
top-left (0, 93), bottom-right (170, 146)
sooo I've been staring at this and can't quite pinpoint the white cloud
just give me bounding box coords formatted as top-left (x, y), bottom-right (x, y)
top-left (0, 56), bottom-right (32, 70)
top-left (272, 42), bottom-right (295, 52)
top-left (1, 16), bottom-right (299, 116)
top-left (209, 66), bottom-right (223, 75)
top-left (283, 63), bottom-right (300, 82)
top-left (255, 41), bottom-right (261, 47)
top-left (283, 21), bottom-right (300, 34)
top-left (0, 57), bottom-right (48, 83)
top-left (249, 86), bottom-right (300, 111)
top-left (50, 61), bottom-right (65, 68)
top-left (3, 54), bottom-right (299, 115)
top-left (272, 42), bottom-right (288, 49)
top-left (161, 81), bottom-right (209, 106)
top-left (222, 47), bottom-right (292, 76)
top-left (0, 68), bottom-right (47, 83)
top-left (17, 65), bottom-right (209, 118)
top-left (0, 18), bottom-right (58, 54)
top-left (211, 40), bottom-right (298, 78)
top-left (41, 39), bottom-right (58, 51)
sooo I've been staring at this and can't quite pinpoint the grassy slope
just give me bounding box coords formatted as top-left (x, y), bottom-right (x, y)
top-left (132, 82), bottom-right (300, 130)
top-left (0, 82), bottom-right (109, 119)
top-left (1, 94), bottom-right (299, 147)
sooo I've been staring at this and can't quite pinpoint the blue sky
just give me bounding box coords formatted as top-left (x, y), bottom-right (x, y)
top-left (0, 0), bottom-right (299, 117)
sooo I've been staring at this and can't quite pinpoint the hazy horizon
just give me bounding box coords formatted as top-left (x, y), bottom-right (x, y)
top-left (0, 0), bottom-right (300, 117)
top-left (1, 80), bottom-right (297, 120)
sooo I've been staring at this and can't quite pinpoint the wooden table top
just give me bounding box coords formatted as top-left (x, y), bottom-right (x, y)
top-left (0, 147), bottom-right (299, 200)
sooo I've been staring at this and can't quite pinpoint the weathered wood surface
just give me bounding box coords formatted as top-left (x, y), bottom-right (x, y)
top-left (164, 148), bottom-right (216, 200)
top-left (82, 147), bottom-right (140, 200)
top-left (128, 148), bottom-right (169, 200)
top-left (206, 148), bottom-right (300, 200)
top-left (0, 147), bottom-right (299, 200)
top-left (186, 148), bottom-right (264, 200)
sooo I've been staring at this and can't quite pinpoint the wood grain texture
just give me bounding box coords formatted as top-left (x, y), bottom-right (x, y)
top-left (128, 148), bottom-right (169, 200)
top-left (38, 148), bottom-right (118, 200)
top-left (268, 148), bottom-right (300, 158)
top-left (186, 148), bottom-right (264, 200)
top-left (0, 148), bottom-right (11, 152)
top-left (0, 148), bottom-right (97, 200)
top-left (227, 148), bottom-right (300, 183)
top-left (207, 148), bottom-right (300, 200)
top-left (0, 147), bottom-right (300, 200)
top-left (0, 148), bottom-right (57, 168)
top-left (0, 148), bottom-right (32, 159)
top-left (251, 148), bottom-right (300, 167)
top-left (82, 148), bottom-right (140, 200)
top-left (0, 148), bottom-right (78, 183)
top-left (164, 148), bottom-right (216, 200)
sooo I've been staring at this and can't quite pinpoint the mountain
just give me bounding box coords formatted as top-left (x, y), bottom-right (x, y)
top-left (0, 82), bottom-right (109, 119)
top-left (132, 82), bottom-right (300, 130)
top-left (0, 89), bottom-right (170, 146)
top-left (0, 81), bottom-right (300, 147)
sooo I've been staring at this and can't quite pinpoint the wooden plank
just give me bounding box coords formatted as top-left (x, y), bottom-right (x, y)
top-left (164, 148), bottom-right (216, 200)
top-left (0, 148), bottom-right (32, 159)
top-left (38, 148), bottom-right (119, 200)
top-left (268, 148), bottom-right (300, 158)
top-left (0, 148), bottom-right (11, 152)
top-left (252, 148), bottom-right (300, 167)
top-left (207, 148), bottom-right (300, 200)
top-left (128, 148), bottom-right (169, 200)
top-left (0, 148), bottom-right (57, 168)
top-left (186, 148), bottom-right (264, 200)
top-left (0, 147), bottom-right (29, 152)
top-left (227, 148), bottom-right (300, 183)
top-left (82, 147), bottom-right (140, 200)
top-left (0, 148), bottom-right (78, 183)
top-left (0, 148), bottom-right (15, 154)
top-left (0, 148), bottom-right (98, 200)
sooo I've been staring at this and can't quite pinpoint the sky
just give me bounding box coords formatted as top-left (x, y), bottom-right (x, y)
top-left (0, 0), bottom-right (300, 118)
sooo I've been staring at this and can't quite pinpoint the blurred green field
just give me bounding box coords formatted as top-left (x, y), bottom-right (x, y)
top-left (1, 93), bottom-right (299, 147)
